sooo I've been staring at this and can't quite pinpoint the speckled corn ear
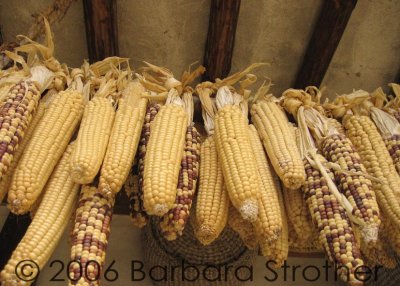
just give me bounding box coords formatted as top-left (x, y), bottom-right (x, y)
top-left (0, 80), bottom-right (40, 181)
top-left (194, 135), bottom-right (229, 245)
top-left (160, 124), bottom-right (201, 240)
top-left (248, 124), bottom-right (283, 243)
top-left (69, 186), bottom-right (115, 286)
top-left (8, 89), bottom-right (84, 214)
top-left (128, 103), bottom-right (160, 227)
top-left (70, 97), bottom-right (115, 184)
top-left (0, 143), bottom-right (80, 286)
top-left (343, 115), bottom-right (400, 229)
top-left (99, 81), bottom-right (148, 196)
top-left (0, 102), bottom-right (45, 202)
top-left (143, 98), bottom-right (188, 216)
top-left (302, 155), bottom-right (365, 284)
top-left (251, 100), bottom-right (306, 190)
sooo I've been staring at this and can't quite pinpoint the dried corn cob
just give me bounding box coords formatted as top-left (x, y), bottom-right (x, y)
top-left (248, 124), bottom-right (282, 243)
top-left (370, 107), bottom-right (400, 175)
top-left (259, 188), bottom-right (288, 267)
top-left (159, 124), bottom-right (199, 240)
top-left (128, 103), bottom-right (160, 227)
top-left (71, 96), bottom-right (115, 184)
top-left (8, 77), bottom-right (84, 214)
top-left (288, 221), bottom-right (322, 254)
top-left (251, 99), bottom-right (305, 190)
top-left (195, 85), bottom-right (229, 245)
top-left (0, 65), bottom-right (52, 181)
top-left (296, 107), bottom-right (365, 284)
top-left (160, 92), bottom-right (201, 240)
top-left (69, 186), bottom-right (115, 286)
top-left (0, 143), bottom-right (79, 286)
top-left (99, 80), bottom-right (148, 196)
top-left (282, 185), bottom-right (315, 242)
top-left (303, 108), bottom-right (380, 241)
top-left (143, 89), bottom-right (188, 216)
top-left (228, 205), bottom-right (258, 250)
top-left (214, 86), bottom-right (260, 221)
top-left (343, 114), bottom-right (400, 228)
top-left (194, 136), bottom-right (229, 245)
top-left (0, 102), bottom-right (45, 202)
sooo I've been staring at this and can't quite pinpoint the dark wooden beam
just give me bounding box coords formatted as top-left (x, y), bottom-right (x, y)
top-left (82, 0), bottom-right (119, 63)
top-left (0, 213), bottom-right (31, 269)
top-left (202, 0), bottom-right (241, 81)
top-left (294, 0), bottom-right (358, 89)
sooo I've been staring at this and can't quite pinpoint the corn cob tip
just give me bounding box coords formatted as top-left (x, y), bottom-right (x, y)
top-left (153, 204), bottom-right (169, 216)
top-left (239, 199), bottom-right (259, 222)
top-left (162, 231), bottom-right (178, 241)
top-left (360, 225), bottom-right (379, 243)
top-left (195, 225), bottom-right (218, 246)
top-left (131, 218), bottom-right (147, 229)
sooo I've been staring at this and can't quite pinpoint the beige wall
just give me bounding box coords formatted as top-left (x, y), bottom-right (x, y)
top-left (1, 0), bottom-right (399, 97)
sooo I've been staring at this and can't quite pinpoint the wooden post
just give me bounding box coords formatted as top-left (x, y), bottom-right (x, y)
top-left (82, 0), bottom-right (119, 63)
top-left (202, 0), bottom-right (241, 81)
top-left (294, 0), bottom-right (358, 89)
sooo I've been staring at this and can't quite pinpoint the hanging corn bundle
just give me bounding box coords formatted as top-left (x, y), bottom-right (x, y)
top-left (69, 186), bottom-right (115, 286)
top-left (8, 68), bottom-right (85, 214)
top-left (282, 88), bottom-right (381, 243)
top-left (99, 78), bottom-right (148, 196)
top-left (194, 84), bottom-right (229, 245)
top-left (128, 103), bottom-right (161, 227)
top-left (160, 90), bottom-right (201, 240)
top-left (0, 142), bottom-right (80, 286)
top-left (294, 106), bottom-right (366, 285)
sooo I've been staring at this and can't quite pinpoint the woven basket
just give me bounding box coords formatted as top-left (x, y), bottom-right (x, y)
top-left (142, 217), bottom-right (257, 286)
top-left (366, 256), bottom-right (400, 286)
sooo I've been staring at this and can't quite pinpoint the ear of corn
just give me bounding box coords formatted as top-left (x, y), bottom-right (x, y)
top-left (160, 123), bottom-right (200, 240)
top-left (343, 114), bottom-right (400, 228)
top-left (0, 102), bottom-right (45, 202)
top-left (282, 185), bottom-right (315, 242)
top-left (259, 187), bottom-right (288, 268)
top-left (99, 81), bottom-right (148, 196)
top-left (303, 155), bottom-right (365, 284)
top-left (194, 135), bottom-right (229, 245)
top-left (69, 186), bottom-right (115, 286)
top-left (228, 205), bottom-right (258, 250)
top-left (251, 100), bottom-right (306, 190)
top-left (129, 103), bottom-right (160, 227)
top-left (0, 80), bottom-right (40, 181)
top-left (7, 89), bottom-right (84, 214)
top-left (304, 109), bottom-right (381, 242)
top-left (288, 221), bottom-right (322, 254)
top-left (248, 124), bottom-right (282, 243)
top-left (214, 87), bottom-right (260, 221)
top-left (70, 96), bottom-right (115, 184)
top-left (0, 143), bottom-right (80, 285)
top-left (143, 90), bottom-right (188, 216)
top-left (384, 135), bottom-right (400, 175)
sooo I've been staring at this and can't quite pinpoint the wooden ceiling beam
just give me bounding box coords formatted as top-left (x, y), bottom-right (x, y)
top-left (294, 0), bottom-right (358, 89)
top-left (202, 0), bottom-right (241, 82)
top-left (83, 0), bottom-right (119, 63)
